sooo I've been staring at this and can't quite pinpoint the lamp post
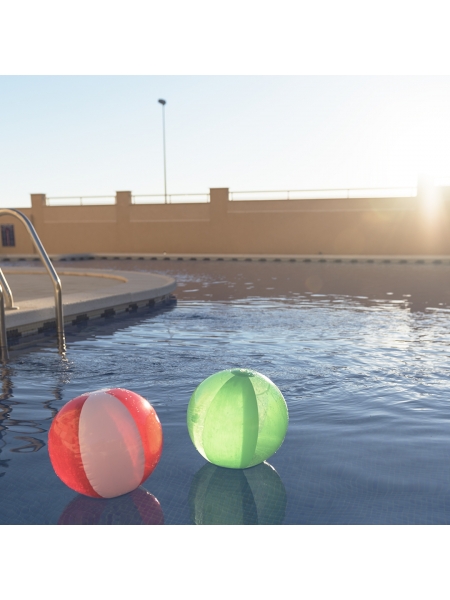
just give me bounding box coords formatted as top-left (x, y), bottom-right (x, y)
top-left (158, 99), bottom-right (168, 204)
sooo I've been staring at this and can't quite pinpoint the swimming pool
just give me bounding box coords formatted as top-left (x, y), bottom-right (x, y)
top-left (2, 257), bottom-right (450, 524)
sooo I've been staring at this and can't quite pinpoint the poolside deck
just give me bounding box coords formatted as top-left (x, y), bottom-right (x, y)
top-left (3, 266), bottom-right (176, 340)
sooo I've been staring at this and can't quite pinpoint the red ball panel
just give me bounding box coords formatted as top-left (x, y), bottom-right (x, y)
top-left (140, 409), bottom-right (164, 483)
top-left (106, 388), bottom-right (163, 484)
top-left (48, 394), bottom-right (101, 498)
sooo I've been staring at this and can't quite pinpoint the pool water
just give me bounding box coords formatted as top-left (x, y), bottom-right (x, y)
top-left (2, 258), bottom-right (450, 524)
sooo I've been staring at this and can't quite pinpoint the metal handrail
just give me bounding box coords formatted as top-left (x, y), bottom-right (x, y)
top-left (132, 193), bottom-right (210, 204)
top-left (0, 269), bottom-right (14, 309)
top-left (230, 186), bottom-right (417, 193)
top-left (46, 195), bottom-right (115, 206)
top-left (132, 192), bottom-right (209, 196)
top-left (0, 282), bottom-right (8, 360)
top-left (0, 209), bottom-right (65, 361)
top-left (43, 187), bottom-right (420, 206)
top-left (229, 187), bottom-right (418, 201)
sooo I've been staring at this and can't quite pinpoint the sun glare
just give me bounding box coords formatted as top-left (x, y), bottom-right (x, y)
top-left (343, 81), bottom-right (450, 191)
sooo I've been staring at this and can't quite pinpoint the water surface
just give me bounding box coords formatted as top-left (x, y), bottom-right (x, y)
top-left (2, 259), bottom-right (450, 524)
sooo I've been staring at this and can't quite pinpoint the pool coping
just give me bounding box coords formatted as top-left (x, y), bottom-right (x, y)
top-left (2, 252), bottom-right (450, 265)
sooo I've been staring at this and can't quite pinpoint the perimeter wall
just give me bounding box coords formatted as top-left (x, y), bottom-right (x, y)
top-left (2, 187), bottom-right (450, 256)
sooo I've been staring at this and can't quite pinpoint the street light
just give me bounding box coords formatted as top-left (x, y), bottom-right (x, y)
top-left (158, 99), bottom-right (168, 204)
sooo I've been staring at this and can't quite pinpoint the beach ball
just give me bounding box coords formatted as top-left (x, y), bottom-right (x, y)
top-left (187, 369), bottom-right (288, 469)
top-left (48, 388), bottom-right (163, 499)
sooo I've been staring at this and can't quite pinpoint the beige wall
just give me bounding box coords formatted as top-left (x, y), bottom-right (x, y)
top-left (2, 187), bottom-right (450, 256)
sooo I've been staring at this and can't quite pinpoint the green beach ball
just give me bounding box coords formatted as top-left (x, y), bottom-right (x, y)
top-left (187, 369), bottom-right (289, 469)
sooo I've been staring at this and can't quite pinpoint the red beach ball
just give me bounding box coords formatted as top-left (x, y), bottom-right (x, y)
top-left (48, 388), bottom-right (163, 499)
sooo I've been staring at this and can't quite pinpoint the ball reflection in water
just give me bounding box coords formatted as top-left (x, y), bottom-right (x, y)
top-left (58, 487), bottom-right (164, 525)
top-left (189, 461), bottom-right (287, 525)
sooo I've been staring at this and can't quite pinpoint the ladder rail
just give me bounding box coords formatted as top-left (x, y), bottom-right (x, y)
top-left (0, 269), bottom-right (14, 309)
top-left (0, 208), bottom-right (64, 360)
top-left (0, 282), bottom-right (8, 360)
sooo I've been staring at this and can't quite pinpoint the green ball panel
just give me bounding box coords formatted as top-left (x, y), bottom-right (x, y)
top-left (246, 373), bottom-right (289, 467)
top-left (202, 374), bottom-right (259, 468)
top-left (187, 370), bottom-right (235, 461)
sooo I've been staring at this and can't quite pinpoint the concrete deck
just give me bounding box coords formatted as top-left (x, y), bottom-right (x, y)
top-left (3, 267), bottom-right (176, 339)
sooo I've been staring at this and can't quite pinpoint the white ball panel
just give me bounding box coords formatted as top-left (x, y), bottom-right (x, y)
top-left (78, 390), bottom-right (145, 498)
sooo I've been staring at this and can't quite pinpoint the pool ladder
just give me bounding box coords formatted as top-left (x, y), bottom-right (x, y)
top-left (0, 209), bottom-right (64, 361)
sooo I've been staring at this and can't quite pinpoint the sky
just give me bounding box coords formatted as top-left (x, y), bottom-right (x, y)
top-left (1, 75), bottom-right (450, 207)
top-left (1, 0), bottom-right (450, 209)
